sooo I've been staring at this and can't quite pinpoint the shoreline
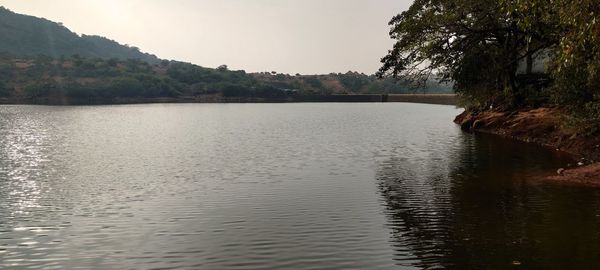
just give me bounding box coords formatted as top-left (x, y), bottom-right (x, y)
top-left (455, 108), bottom-right (600, 187)
top-left (0, 94), bottom-right (457, 106)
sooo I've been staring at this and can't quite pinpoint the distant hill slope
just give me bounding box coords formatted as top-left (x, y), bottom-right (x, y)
top-left (0, 6), bottom-right (159, 63)
top-left (0, 7), bottom-right (453, 104)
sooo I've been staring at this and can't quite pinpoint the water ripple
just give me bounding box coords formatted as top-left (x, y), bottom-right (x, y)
top-left (0, 104), bottom-right (598, 270)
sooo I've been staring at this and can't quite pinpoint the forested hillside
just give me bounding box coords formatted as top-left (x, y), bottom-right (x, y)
top-left (0, 7), bottom-right (159, 63)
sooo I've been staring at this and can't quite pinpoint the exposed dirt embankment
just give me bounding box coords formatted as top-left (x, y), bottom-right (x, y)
top-left (455, 108), bottom-right (600, 187)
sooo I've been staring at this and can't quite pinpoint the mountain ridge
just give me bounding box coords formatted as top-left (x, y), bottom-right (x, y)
top-left (0, 6), bottom-right (159, 63)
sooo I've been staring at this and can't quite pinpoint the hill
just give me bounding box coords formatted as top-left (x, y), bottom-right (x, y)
top-left (0, 6), bottom-right (159, 63)
top-left (0, 55), bottom-right (452, 103)
top-left (0, 7), bottom-right (452, 104)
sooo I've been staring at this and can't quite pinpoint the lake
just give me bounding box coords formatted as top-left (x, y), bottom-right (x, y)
top-left (0, 103), bottom-right (599, 269)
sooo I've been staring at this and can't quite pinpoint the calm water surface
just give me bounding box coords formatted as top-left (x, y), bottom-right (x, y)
top-left (0, 103), bottom-right (598, 270)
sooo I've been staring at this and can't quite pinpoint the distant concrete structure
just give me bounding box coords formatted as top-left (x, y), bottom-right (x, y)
top-left (516, 49), bottom-right (553, 75)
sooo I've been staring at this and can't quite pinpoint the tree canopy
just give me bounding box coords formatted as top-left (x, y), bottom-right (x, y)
top-left (379, 0), bottom-right (600, 126)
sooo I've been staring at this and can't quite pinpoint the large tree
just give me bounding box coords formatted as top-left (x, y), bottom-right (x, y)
top-left (378, 0), bottom-right (557, 108)
top-left (503, 0), bottom-right (600, 128)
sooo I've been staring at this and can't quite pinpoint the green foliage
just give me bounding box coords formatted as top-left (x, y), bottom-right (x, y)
top-left (551, 56), bottom-right (600, 132)
top-left (338, 72), bottom-right (370, 92)
top-left (167, 62), bottom-right (229, 84)
top-left (453, 46), bottom-right (505, 109)
top-left (501, 0), bottom-right (600, 130)
top-left (551, 1), bottom-right (600, 131)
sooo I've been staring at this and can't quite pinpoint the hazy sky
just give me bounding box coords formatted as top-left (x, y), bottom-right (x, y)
top-left (1, 0), bottom-right (412, 74)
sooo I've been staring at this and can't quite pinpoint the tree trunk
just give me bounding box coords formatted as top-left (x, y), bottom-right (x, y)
top-left (526, 53), bottom-right (533, 74)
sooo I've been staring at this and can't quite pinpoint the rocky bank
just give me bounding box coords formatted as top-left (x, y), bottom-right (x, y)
top-left (455, 107), bottom-right (600, 187)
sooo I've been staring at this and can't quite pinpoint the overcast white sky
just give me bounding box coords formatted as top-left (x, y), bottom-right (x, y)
top-left (1, 0), bottom-right (412, 74)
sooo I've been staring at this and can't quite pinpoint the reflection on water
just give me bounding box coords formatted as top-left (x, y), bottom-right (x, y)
top-left (2, 114), bottom-right (45, 212)
top-left (0, 103), bottom-right (599, 269)
top-left (378, 133), bottom-right (600, 269)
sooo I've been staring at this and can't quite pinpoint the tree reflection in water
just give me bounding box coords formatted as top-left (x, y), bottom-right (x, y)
top-left (377, 133), bottom-right (600, 270)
